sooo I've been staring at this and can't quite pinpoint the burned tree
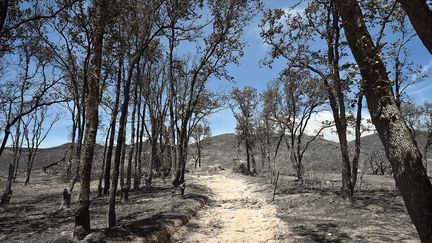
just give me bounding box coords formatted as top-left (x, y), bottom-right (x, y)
top-left (260, 0), bottom-right (366, 197)
top-left (230, 86), bottom-right (259, 174)
top-left (23, 107), bottom-right (60, 185)
top-left (276, 71), bottom-right (327, 182)
top-left (74, 0), bottom-right (110, 239)
top-left (191, 123), bottom-right (211, 168)
top-left (335, 0), bottom-right (432, 240)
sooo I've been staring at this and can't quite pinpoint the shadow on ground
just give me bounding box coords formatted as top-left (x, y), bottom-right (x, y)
top-left (0, 175), bottom-right (211, 243)
top-left (270, 175), bottom-right (419, 242)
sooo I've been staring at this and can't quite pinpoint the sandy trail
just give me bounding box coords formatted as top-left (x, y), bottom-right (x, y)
top-left (172, 171), bottom-right (290, 243)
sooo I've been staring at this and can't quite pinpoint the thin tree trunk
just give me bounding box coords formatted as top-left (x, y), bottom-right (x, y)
top-left (66, 105), bottom-right (77, 180)
top-left (178, 134), bottom-right (188, 187)
top-left (197, 141), bottom-right (201, 167)
top-left (108, 58), bottom-right (136, 227)
top-left (350, 93), bottom-right (363, 193)
top-left (324, 3), bottom-right (353, 198)
top-left (335, 0), bottom-right (432, 240)
top-left (0, 128), bottom-right (11, 158)
top-left (0, 164), bottom-right (14, 204)
top-left (98, 126), bottom-right (110, 197)
top-left (13, 132), bottom-right (24, 180)
top-left (120, 139), bottom-right (126, 194)
top-left (134, 101), bottom-right (145, 190)
top-left (245, 136), bottom-right (251, 173)
top-left (24, 150), bottom-right (37, 186)
top-left (123, 82), bottom-right (138, 201)
top-left (133, 84), bottom-right (143, 190)
top-left (103, 58), bottom-right (122, 196)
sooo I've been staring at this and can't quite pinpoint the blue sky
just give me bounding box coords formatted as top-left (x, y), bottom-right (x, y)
top-left (30, 0), bottom-right (432, 147)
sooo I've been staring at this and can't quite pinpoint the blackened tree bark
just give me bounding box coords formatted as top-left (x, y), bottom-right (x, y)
top-left (335, 0), bottom-right (432, 241)
top-left (97, 126), bottom-right (110, 196)
top-left (108, 100), bottom-right (128, 227)
top-left (134, 95), bottom-right (145, 190)
top-left (0, 0), bottom-right (9, 33)
top-left (103, 57), bottom-right (122, 196)
top-left (108, 54), bottom-right (138, 227)
top-left (133, 80), bottom-right (143, 190)
top-left (122, 80), bottom-right (138, 201)
top-left (74, 0), bottom-right (110, 239)
top-left (398, 0), bottom-right (432, 54)
top-left (325, 2), bottom-right (363, 198)
top-left (231, 87), bottom-right (259, 175)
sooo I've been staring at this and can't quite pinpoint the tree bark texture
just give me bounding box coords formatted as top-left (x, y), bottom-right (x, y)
top-left (74, 0), bottom-right (110, 239)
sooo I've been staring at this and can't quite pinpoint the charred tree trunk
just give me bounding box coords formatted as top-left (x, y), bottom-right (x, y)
top-left (0, 127), bottom-right (11, 158)
top-left (0, 164), bottom-right (14, 205)
top-left (245, 135), bottom-right (251, 174)
top-left (119, 139), bottom-right (126, 196)
top-left (147, 124), bottom-right (159, 187)
top-left (98, 126), bottom-right (110, 197)
top-left (108, 97), bottom-right (128, 227)
top-left (134, 101), bottom-right (145, 190)
top-left (324, 3), bottom-right (354, 198)
top-left (108, 55), bottom-right (137, 227)
top-left (291, 139), bottom-right (304, 183)
top-left (178, 135), bottom-right (188, 188)
top-left (0, 0), bottom-right (9, 34)
top-left (74, 0), bottom-right (110, 239)
top-left (103, 58), bottom-right (122, 196)
top-left (122, 82), bottom-right (138, 201)
top-left (350, 93), bottom-right (363, 194)
top-left (66, 105), bottom-right (77, 180)
top-left (24, 150), bottom-right (37, 185)
top-left (197, 141), bottom-right (202, 167)
top-left (133, 84), bottom-right (143, 190)
top-left (335, 0), bottom-right (432, 241)
top-left (398, 0), bottom-right (432, 54)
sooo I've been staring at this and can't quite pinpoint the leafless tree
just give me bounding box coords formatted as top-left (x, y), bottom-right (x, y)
top-left (23, 107), bottom-right (60, 185)
top-left (191, 122), bottom-right (211, 168)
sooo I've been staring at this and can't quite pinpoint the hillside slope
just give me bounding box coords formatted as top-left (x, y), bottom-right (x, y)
top-left (190, 133), bottom-right (342, 174)
top-left (3, 131), bottom-right (430, 176)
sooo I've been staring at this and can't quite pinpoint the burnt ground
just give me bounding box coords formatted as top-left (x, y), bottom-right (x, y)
top-left (0, 168), bottom-right (422, 242)
top-left (271, 173), bottom-right (419, 242)
top-left (0, 169), bottom-right (210, 242)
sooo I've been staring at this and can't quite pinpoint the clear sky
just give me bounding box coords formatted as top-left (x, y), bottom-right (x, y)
top-left (37, 0), bottom-right (432, 147)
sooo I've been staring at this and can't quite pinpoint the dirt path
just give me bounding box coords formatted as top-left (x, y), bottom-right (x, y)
top-left (172, 171), bottom-right (290, 242)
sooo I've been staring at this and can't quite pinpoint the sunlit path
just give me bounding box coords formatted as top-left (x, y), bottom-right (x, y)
top-left (172, 171), bottom-right (290, 242)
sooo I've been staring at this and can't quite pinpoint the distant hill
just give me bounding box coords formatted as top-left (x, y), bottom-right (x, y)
top-left (189, 133), bottom-right (342, 174)
top-left (0, 141), bottom-right (151, 176)
top-left (0, 144), bottom-right (72, 171)
top-left (354, 132), bottom-right (431, 156)
top-left (2, 131), bottom-right (430, 176)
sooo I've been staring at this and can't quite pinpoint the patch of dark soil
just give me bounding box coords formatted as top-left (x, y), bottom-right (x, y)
top-left (272, 174), bottom-right (419, 242)
top-left (0, 175), bottom-right (211, 243)
top-left (351, 189), bottom-right (406, 214)
top-left (292, 223), bottom-right (352, 243)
